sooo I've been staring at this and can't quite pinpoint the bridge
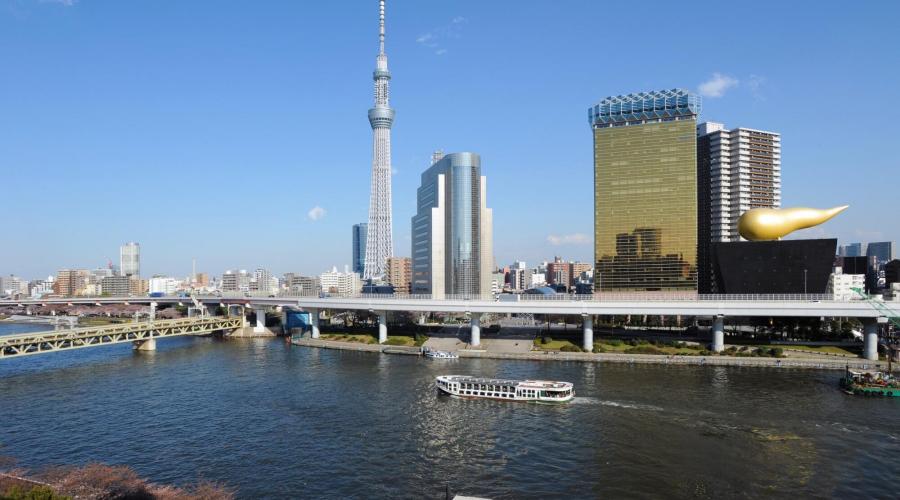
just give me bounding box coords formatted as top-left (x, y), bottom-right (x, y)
top-left (0, 293), bottom-right (893, 360)
top-left (0, 316), bottom-right (243, 359)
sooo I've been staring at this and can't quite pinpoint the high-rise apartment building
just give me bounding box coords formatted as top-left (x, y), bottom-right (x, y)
top-left (697, 122), bottom-right (782, 292)
top-left (411, 152), bottom-right (493, 299)
top-left (589, 89), bottom-right (701, 292)
top-left (546, 257), bottom-right (571, 290)
top-left (120, 242), bottom-right (140, 277)
top-left (352, 223), bottom-right (368, 275)
top-left (363, 0), bottom-right (395, 280)
top-left (221, 270), bottom-right (250, 292)
top-left (386, 256), bottom-right (412, 293)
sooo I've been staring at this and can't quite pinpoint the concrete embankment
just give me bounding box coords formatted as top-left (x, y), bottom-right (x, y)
top-left (290, 338), bottom-right (890, 371)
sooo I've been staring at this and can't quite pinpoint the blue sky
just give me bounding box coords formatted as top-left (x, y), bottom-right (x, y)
top-left (2, 0), bottom-right (898, 279)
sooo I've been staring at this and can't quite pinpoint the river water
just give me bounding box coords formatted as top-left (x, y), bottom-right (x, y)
top-left (0, 323), bottom-right (897, 499)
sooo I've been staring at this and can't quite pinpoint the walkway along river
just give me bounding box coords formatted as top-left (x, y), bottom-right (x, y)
top-left (1, 324), bottom-right (898, 498)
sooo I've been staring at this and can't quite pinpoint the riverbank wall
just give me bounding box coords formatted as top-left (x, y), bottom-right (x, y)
top-left (290, 338), bottom-right (890, 371)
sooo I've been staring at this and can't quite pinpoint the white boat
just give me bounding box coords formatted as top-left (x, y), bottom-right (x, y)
top-left (424, 349), bottom-right (459, 359)
top-left (435, 375), bottom-right (574, 404)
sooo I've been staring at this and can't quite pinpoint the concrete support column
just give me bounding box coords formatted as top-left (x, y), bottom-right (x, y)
top-left (310, 308), bottom-right (320, 339)
top-left (254, 306), bottom-right (266, 333)
top-left (582, 315), bottom-right (593, 352)
top-left (133, 338), bottom-right (156, 351)
top-left (149, 302), bottom-right (157, 321)
top-left (863, 319), bottom-right (879, 361)
top-left (712, 316), bottom-right (725, 353)
top-left (378, 312), bottom-right (388, 344)
top-left (470, 313), bottom-right (482, 347)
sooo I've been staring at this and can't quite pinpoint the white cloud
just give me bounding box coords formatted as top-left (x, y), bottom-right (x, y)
top-left (416, 16), bottom-right (467, 55)
top-left (748, 74), bottom-right (767, 102)
top-left (307, 205), bottom-right (326, 221)
top-left (547, 233), bottom-right (590, 246)
top-left (698, 73), bottom-right (739, 98)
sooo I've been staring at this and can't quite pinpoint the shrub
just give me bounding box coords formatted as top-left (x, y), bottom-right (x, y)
top-left (560, 344), bottom-right (583, 352)
top-left (772, 347), bottom-right (784, 358)
top-left (384, 337), bottom-right (409, 346)
top-left (1, 485), bottom-right (69, 500)
top-left (541, 337), bottom-right (553, 345)
top-left (592, 344), bottom-right (606, 354)
top-left (608, 339), bottom-right (624, 347)
top-left (699, 349), bottom-right (712, 356)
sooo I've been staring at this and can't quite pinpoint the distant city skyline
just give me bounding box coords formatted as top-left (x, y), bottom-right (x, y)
top-left (2, 1), bottom-right (898, 279)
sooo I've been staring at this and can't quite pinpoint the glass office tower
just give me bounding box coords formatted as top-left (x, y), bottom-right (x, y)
top-left (352, 223), bottom-right (367, 275)
top-left (588, 89), bottom-right (701, 292)
top-left (411, 152), bottom-right (493, 299)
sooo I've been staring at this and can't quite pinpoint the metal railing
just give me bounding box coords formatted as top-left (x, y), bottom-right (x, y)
top-left (274, 292), bottom-right (843, 303)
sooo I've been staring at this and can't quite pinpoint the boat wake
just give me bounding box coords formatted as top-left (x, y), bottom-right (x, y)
top-left (571, 397), bottom-right (663, 412)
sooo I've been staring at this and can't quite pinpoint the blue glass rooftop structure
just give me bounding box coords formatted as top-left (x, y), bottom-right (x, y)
top-left (588, 88), bottom-right (701, 127)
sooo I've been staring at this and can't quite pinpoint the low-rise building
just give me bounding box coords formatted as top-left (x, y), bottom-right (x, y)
top-left (827, 269), bottom-right (865, 301)
top-left (320, 266), bottom-right (362, 296)
top-left (101, 276), bottom-right (131, 296)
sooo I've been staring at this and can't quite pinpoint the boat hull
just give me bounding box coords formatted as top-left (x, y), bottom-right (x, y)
top-left (436, 384), bottom-right (574, 404)
top-left (840, 379), bottom-right (900, 397)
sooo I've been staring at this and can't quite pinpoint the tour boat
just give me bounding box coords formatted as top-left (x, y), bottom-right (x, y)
top-left (840, 368), bottom-right (900, 397)
top-left (435, 375), bottom-right (574, 404)
top-left (424, 349), bottom-right (459, 360)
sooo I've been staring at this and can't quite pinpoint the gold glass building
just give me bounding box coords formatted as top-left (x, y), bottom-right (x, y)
top-left (588, 89), bottom-right (701, 292)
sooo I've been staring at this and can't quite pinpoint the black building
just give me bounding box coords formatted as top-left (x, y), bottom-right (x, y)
top-left (711, 239), bottom-right (837, 294)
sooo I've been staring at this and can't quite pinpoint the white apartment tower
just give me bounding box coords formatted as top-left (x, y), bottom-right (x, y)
top-left (698, 122), bottom-right (782, 242)
top-left (120, 242), bottom-right (140, 277)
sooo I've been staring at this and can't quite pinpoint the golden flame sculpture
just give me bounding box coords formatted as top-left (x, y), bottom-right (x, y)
top-left (737, 205), bottom-right (849, 241)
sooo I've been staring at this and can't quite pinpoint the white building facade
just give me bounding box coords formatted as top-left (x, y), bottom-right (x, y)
top-left (827, 269), bottom-right (865, 301)
top-left (120, 242), bottom-right (141, 277)
top-left (320, 266), bottom-right (362, 296)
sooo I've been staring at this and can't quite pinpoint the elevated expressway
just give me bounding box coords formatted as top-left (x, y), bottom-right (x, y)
top-left (0, 316), bottom-right (243, 359)
top-left (0, 294), bottom-right (889, 360)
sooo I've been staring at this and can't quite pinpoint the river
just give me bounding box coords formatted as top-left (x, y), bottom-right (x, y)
top-left (0, 323), bottom-right (897, 498)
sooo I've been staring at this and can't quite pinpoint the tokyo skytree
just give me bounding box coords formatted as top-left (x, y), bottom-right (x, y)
top-left (363, 0), bottom-right (395, 280)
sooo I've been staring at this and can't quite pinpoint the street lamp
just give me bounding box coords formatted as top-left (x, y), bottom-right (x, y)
top-left (803, 269), bottom-right (808, 296)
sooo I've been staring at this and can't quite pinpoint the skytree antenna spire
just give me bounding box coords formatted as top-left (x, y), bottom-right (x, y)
top-left (363, 0), bottom-right (395, 281)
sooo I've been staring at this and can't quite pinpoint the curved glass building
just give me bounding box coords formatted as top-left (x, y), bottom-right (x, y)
top-left (411, 152), bottom-right (493, 299)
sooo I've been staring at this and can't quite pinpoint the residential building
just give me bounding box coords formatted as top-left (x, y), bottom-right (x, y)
top-left (352, 223), bottom-right (368, 275)
top-left (55, 269), bottom-right (91, 296)
top-left (507, 261), bottom-right (532, 292)
top-left (589, 89), bottom-right (700, 292)
top-left (0, 275), bottom-right (27, 296)
top-left (120, 242), bottom-right (140, 277)
top-left (839, 243), bottom-right (862, 257)
top-left (129, 276), bottom-right (148, 296)
top-left (386, 256), bottom-right (412, 293)
top-left (283, 273), bottom-right (320, 296)
top-left (221, 270), bottom-right (251, 292)
top-left (149, 277), bottom-right (180, 296)
top-left (697, 122), bottom-right (781, 292)
top-left (194, 273), bottom-right (209, 287)
top-left (547, 257), bottom-right (571, 290)
top-left (411, 152), bottom-right (494, 299)
top-left (101, 276), bottom-right (131, 296)
top-left (28, 277), bottom-right (54, 298)
top-left (320, 266), bottom-right (362, 296)
top-left (253, 268), bottom-right (277, 294)
top-left (827, 269), bottom-right (865, 301)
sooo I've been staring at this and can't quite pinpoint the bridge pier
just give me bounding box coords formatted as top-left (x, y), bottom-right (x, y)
top-left (378, 311), bottom-right (388, 344)
top-left (253, 306), bottom-right (266, 334)
top-left (470, 313), bottom-right (481, 347)
top-left (150, 302), bottom-right (157, 320)
top-left (711, 316), bottom-right (725, 353)
top-left (862, 318), bottom-right (882, 361)
top-left (133, 338), bottom-right (156, 351)
top-left (582, 315), bottom-right (593, 352)
top-left (309, 308), bottom-right (320, 339)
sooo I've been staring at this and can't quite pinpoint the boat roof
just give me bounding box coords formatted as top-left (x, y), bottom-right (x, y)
top-left (437, 375), bottom-right (573, 389)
